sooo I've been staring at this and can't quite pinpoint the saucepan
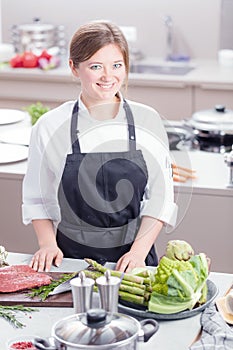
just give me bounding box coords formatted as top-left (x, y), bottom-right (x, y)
top-left (34, 308), bottom-right (159, 350)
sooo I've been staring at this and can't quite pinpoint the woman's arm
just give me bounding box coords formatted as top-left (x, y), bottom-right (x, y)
top-left (115, 215), bottom-right (163, 272)
top-left (29, 219), bottom-right (63, 272)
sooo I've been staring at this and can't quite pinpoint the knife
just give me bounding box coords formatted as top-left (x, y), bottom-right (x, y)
top-left (48, 272), bottom-right (80, 296)
top-left (48, 262), bottom-right (106, 296)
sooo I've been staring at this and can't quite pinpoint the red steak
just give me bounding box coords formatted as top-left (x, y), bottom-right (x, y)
top-left (0, 265), bottom-right (52, 293)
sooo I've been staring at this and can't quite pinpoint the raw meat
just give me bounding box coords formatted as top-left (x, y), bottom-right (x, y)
top-left (0, 265), bottom-right (51, 293)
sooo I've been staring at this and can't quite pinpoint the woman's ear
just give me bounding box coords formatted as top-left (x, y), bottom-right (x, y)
top-left (69, 59), bottom-right (79, 78)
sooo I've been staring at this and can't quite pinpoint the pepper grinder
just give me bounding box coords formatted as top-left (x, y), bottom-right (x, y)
top-left (96, 270), bottom-right (121, 313)
top-left (70, 271), bottom-right (95, 313)
top-left (224, 145), bottom-right (233, 188)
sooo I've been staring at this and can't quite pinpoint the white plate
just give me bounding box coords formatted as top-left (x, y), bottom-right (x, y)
top-left (0, 144), bottom-right (28, 164)
top-left (0, 127), bottom-right (31, 146)
top-left (0, 109), bottom-right (26, 125)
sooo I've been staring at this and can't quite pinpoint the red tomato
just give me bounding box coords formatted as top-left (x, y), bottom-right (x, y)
top-left (10, 54), bottom-right (23, 68)
top-left (22, 51), bottom-right (38, 68)
top-left (39, 49), bottom-right (52, 60)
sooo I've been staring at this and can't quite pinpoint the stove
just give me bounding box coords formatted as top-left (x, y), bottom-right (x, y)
top-left (164, 120), bottom-right (233, 153)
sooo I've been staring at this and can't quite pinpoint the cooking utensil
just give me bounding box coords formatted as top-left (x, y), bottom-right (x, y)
top-left (34, 308), bottom-right (159, 350)
top-left (184, 105), bottom-right (233, 152)
top-left (11, 18), bottom-right (66, 54)
top-left (172, 163), bottom-right (197, 183)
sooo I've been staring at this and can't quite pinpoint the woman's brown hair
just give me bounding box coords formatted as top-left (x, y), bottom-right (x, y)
top-left (69, 21), bottom-right (129, 78)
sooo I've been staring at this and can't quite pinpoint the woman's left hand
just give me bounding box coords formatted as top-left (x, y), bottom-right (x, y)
top-left (115, 251), bottom-right (146, 273)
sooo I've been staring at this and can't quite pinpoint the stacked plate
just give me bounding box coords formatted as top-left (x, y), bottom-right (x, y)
top-left (0, 109), bottom-right (31, 164)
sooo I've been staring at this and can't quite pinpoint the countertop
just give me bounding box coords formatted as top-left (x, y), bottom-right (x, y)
top-left (0, 58), bottom-right (233, 87)
top-left (1, 252), bottom-right (233, 350)
top-left (0, 104), bottom-right (232, 196)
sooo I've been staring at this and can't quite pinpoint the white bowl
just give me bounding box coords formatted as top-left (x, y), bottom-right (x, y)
top-left (6, 335), bottom-right (37, 350)
top-left (218, 49), bottom-right (233, 68)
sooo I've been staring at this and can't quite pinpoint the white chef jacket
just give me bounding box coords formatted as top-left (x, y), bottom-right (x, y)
top-left (22, 95), bottom-right (178, 228)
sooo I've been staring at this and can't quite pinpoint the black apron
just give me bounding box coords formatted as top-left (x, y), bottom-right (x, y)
top-left (57, 100), bottom-right (158, 266)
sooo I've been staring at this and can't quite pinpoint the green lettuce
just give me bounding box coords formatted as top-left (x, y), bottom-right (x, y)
top-left (148, 253), bottom-right (209, 314)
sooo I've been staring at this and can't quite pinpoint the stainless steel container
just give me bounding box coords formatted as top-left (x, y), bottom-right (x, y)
top-left (34, 308), bottom-right (159, 350)
top-left (11, 18), bottom-right (66, 54)
top-left (185, 105), bottom-right (233, 152)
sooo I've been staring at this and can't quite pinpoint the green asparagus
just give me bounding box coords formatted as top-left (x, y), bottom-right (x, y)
top-left (84, 258), bottom-right (145, 284)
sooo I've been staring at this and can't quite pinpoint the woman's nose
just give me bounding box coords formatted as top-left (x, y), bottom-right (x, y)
top-left (101, 66), bottom-right (112, 80)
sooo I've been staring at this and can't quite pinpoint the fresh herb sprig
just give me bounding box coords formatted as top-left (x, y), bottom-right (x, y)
top-left (0, 305), bottom-right (37, 328)
top-left (23, 102), bottom-right (50, 125)
top-left (28, 272), bottom-right (77, 301)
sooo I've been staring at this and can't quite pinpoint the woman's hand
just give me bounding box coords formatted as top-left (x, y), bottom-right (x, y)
top-left (115, 251), bottom-right (146, 273)
top-left (29, 244), bottom-right (63, 272)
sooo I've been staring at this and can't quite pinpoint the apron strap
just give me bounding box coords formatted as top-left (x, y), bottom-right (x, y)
top-left (123, 99), bottom-right (136, 152)
top-left (70, 100), bottom-right (81, 153)
top-left (70, 99), bottom-right (136, 153)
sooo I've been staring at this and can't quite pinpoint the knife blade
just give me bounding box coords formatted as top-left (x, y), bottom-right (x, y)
top-left (48, 263), bottom-right (103, 296)
top-left (48, 272), bottom-right (79, 295)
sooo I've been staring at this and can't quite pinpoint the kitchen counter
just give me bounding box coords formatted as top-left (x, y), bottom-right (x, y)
top-left (1, 57), bottom-right (233, 121)
top-left (0, 58), bottom-right (233, 87)
top-left (1, 252), bottom-right (233, 350)
top-left (0, 145), bottom-right (231, 197)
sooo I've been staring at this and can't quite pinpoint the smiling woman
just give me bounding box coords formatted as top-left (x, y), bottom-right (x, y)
top-left (22, 20), bottom-right (177, 274)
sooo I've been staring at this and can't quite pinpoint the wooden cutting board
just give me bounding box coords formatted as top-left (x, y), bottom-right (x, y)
top-left (0, 272), bottom-right (73, 307)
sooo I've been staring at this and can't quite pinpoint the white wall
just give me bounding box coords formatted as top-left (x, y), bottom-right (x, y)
top-left (1, 0), bottom-right (222, 60)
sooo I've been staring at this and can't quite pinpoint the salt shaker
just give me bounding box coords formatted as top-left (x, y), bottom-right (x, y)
top-left (70, 271), bottom-right (94, 313)
top-left (96, 270), bottom-right (121, 313)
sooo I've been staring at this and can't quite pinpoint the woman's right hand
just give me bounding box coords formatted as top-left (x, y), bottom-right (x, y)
top-left (29, 244), bottom-right (63, 272)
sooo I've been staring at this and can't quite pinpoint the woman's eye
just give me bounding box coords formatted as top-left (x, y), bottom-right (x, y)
top-left (113, 63), bottom-right (123, 69)
top-left (90, 64), bottom-right (102, 70)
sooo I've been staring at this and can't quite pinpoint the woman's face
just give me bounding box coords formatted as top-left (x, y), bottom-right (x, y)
top-left (70, 44), bottom-right (126, 106)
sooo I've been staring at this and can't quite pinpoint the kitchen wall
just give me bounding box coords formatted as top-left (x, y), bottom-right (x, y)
top-left (1, 0), bottom-right (223, 60)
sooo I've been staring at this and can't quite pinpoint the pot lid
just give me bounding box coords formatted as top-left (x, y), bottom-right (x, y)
top-left (52, 309), bottom-right (139, 347)
top-left (190, 105), bottom-right (233, 132)
top-left (17, 18), bottom-right (55, 32)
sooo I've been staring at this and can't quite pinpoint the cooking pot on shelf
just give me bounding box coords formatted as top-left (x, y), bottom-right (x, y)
top-left (11, 18), bottom-right (66, 54)
top-left (184, 105), bottom-right (233, 152)
top-left (34, 308), bottom-right (159, 350)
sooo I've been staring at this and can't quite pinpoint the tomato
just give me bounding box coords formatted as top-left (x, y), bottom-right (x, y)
top-left (38, 49), bottom-right (52, 60)
top-left (10, 54), bottom-right (23, 68)
top-left (22, 51), bottom-right (38, 68)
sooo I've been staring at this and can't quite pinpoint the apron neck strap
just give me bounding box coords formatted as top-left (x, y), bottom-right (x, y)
top-left (71, 100), bottom-right (81, 153)
top-left (70, 99), bottom-right (136, 153)
top-left (123, 99), bottom-right (136, 152)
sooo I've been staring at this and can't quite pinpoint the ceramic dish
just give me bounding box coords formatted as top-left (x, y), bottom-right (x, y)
top-left (0, 144), bottom-right (28, 164)
top-left (216, 288), bottom-right (233, 325)
top-left (0, 109), bottom-right (26, 125)
top-left (118, 279), bottom-right (218, 320)
top-left (0, 127), bottom-right (31, 146)
top-left (7, 335), bottom-right (38, 349)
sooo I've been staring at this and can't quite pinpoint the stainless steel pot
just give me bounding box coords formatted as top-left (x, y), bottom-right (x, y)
top-left (34, 308), bottom-right (159, 350)
top-left (185, 105), bottom-right (233, 152)
top-left (11, 18), bottom-right (66, 54)
top-left (188, 105), bottom-right (233, 134)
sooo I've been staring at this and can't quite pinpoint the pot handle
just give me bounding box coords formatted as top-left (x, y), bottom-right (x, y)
top-left (140, 318), bottom-right (159, 342)
top-left (34, 337), bottom-right (57, 350)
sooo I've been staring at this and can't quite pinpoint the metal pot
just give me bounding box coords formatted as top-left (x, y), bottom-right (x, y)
top-left (34, 308), bottom-right (159, 350)
top-left (185, 105), bottom-right (233, 152)
top-left (11, 18), bottom-right (66, 54)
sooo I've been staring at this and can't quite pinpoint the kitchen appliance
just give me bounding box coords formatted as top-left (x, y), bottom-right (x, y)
top-left (224, 145), bottom-right (233, 187)
top-left (165, 105), bottom-right (233, 153)
top-left (34, 309), bottom-right (159, 350)
top-left (11, 18), bottom-right (66, 55)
